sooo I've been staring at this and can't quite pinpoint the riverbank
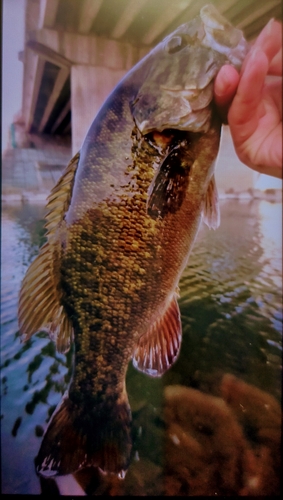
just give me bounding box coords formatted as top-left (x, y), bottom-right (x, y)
top-left (2, 138), bottom-right (282, 205)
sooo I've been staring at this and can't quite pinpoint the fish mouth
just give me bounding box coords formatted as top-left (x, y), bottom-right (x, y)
top-left (136, 84), bottom-right (213, 135)
top-left (138, 108), bottom-right (211, 135)
top-left (160, 81), bottom-right (214, 109)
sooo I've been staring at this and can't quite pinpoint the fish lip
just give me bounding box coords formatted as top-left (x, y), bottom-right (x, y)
top-left (160, 85), bottom-right (200, 93)
top-left (136, 83), bottom-right (213, 134)
top-left (136, 110), bottom-right (211, 135)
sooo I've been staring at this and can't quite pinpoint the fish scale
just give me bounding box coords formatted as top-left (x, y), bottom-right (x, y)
top-left (18, 4), bottom-right (248, 478)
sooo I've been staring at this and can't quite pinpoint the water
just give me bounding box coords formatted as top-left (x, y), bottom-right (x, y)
top-left (1, 199), bottom-right (282, 495)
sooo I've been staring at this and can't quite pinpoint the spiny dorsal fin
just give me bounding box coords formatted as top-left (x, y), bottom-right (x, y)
top-left (18, 153), bottom-right (80, 353)
top-left (44, 152), bottom-right (80, 241)
top-left (202, 174), bottom-right (220, 229)
top-left (132, 294), bottom-right (182, 376)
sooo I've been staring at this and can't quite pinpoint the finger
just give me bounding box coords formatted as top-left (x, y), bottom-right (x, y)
top-left (269, 48), bottom-right (282, 76)
top-left (247, 162), bottom-right (282, 179)
top-left (267, 76), bottom-right (282, 120)
top-left (240, 19), bottom-right (282, 78)
top-left (253, 19), bottom-right (282, 67)
top-left (214, 65), bottom-right (240, 122)
top-left (214, 65), bottom-right (240, 106)
top-left (228, 48), bottom-right (268, 145)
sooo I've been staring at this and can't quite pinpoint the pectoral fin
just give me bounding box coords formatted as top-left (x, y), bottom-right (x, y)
top-left (147, 145), bottom-right (193, 219)
top-left (132, 294), bottom-right (182, 376)
top-left (202, 174), bottom-right (220, 229)
top-left (18, 153), bottom-right (80, 353)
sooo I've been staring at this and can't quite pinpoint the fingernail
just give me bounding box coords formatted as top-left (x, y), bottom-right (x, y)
top-left (250, 46), bottom-right (260, 61)
top-left (215, 67), bottom-right (230, 95)
top-left (215, 78), bottom-right (226, 96)
top-left (266, 18), bottom-right (275, 34)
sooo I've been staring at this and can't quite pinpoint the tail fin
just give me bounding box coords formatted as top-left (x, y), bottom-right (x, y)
top-left (35, 392), bottom-right (132, 478)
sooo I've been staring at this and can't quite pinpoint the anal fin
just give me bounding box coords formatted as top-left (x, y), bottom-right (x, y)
top-left (132, 294), bottom-right (182, 377)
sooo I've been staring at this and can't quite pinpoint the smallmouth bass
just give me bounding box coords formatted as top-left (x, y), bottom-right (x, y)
top-left (18, 4), bottom-right (248, 478)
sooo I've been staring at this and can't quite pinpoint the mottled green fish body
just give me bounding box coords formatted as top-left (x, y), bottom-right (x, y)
top-left (18, 4), bottom-right (248, 478)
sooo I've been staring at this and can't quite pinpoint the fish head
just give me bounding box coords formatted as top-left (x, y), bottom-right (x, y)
top-left (130, 4), bottom-right (249, 135)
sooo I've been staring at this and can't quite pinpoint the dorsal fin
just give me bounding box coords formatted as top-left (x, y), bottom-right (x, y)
top-left (44, 152), bottom-right (80, 240)
top-left (132, 294), bottom-right (182, 376)
top-left (18, 153), bottom-right (80, 353)
top-left (202, 174), bottom-right (220, 229)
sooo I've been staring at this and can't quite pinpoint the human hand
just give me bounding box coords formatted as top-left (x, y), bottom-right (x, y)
top-left (214, 19), bottom-right (282, 178)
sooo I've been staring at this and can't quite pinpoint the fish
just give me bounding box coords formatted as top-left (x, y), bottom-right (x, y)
top-left (18, 4), bottom-right (248, 479)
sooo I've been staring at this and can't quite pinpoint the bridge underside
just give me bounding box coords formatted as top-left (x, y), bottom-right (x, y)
top-left (21, 0), bottom-right (281, 155)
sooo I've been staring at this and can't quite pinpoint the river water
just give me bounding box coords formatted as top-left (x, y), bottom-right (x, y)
top-left (1, 198), bottom-right (282, 495)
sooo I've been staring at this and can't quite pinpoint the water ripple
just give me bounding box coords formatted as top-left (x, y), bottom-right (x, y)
top-left (1, 199), bottom-right (282, 494)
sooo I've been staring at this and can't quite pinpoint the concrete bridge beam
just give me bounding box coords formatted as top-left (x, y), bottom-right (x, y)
top-left (33, 27), bottom-right (148, 69)
top-left (39, 0), bottom-right (60, 28)
top-left (24, 26), bottom-right (148, 152)
top-left (78, 0), bottom-right (104, 34)
top-left (38, 66), bottom-right (70, 133)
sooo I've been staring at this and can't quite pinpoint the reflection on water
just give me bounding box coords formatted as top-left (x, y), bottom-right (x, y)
top-left (1, 199), bottom-right (282, 495)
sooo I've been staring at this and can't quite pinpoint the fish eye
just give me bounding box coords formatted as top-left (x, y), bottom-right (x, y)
top-left (166, 35), bottom-right (187, 54)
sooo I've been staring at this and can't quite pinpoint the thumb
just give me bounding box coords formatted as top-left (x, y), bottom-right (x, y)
top-left (214, 65), bottom-right (240, 123)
